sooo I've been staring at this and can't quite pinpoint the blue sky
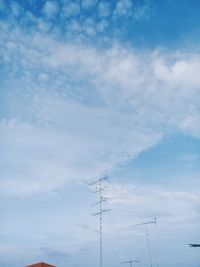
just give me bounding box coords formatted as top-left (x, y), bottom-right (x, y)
top-left (0, 0), bottom-right (200, 267)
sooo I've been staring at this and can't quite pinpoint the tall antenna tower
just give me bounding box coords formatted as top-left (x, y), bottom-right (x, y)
top-left (90, 176), bottom-right (110, 267)
top-left (121, 259), bottom-right (140, 267)
top-left (132, 218), bottom-right (157, 267)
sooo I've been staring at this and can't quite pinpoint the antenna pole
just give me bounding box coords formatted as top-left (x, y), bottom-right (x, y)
top-left (100, 178), bottom-right (103, 267)
top-left (145, 225), bottom-right (152, 267)
top-left (90, 176), bottom-right (110, 267)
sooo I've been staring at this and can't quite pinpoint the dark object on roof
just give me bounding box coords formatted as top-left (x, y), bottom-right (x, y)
top-left (25, 262), bottom-right (56, 267)
top-left (189, 243), bottom-right (200, 247)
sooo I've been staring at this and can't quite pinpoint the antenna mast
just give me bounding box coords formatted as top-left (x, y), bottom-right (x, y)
top-left (90, 176), bottom-right (110, 267)
top-left (132, 218), bottom-right (157, 267)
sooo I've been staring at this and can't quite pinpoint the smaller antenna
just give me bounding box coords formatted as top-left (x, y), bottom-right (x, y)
top-left (121, 259), bottom-right (140, 267)
top-left (131, 218), bottom-right (157, 267)
top-left (132, 217), bottom-right (157, 228)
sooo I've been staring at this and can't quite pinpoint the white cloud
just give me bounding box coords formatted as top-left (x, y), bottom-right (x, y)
top-left (178, 153), bottom-right (200, 164)
top-left (37, 19), bottom-right (53, 32)
top-left (0, 25), bottom-right (200, 195)
top-left (153, 54), bottom-right (200, 87)
top-left (97, 19), bottom-right (109, 32)
top-left (0, 102), bottom-right (161, 195)
top-left (38, 72), bottom-right (50, 82)
top-left (106, 183), bottom-right (200, 221)
top-left (42, 0), bottom-right (60, 19)
top-left (180, 114), bottom-right (200, 137)
top-left (10, 2), bottom-right (24, 17)
top-left (134, 2), bottom-right (151, 21)
top-left (62, 1), bottom-right (80, 18)
top-left (81, 18), bottom-right (97, 37)
top-left (114, 0), bottom-right (133, 17)
top-left (81, 0), bottom-right (99, 10)
top-left (98, 2), bottom-right (112, 18)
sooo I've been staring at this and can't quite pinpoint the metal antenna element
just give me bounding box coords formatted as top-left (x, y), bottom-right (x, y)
top-left (131, 218), bottom-right (157, 267)
top-left (132, 217), bottom-right (157, 228)
top-left (121, 260), bottom-right (140, 267)
top-left (90, 176), bottom-right (110, 267)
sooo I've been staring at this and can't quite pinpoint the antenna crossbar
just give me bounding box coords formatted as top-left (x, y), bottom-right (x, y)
top-left (91, 198), bottom-right (107, 207)
top-left (92, 209), bottom-right (111, 216)
top-left (121, 259), bottom-right (140, 267)
top-left (89, 176), bottom-right (108, 185)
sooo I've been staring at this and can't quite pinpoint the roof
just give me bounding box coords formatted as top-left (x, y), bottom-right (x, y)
top-left (25, 262), bottom-right (56, 267)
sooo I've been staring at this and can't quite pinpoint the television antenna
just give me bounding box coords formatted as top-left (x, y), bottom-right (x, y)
top-left (131, 218), bottom-right (157, 267)
top-left (90, 176), bottom-right (110, 267)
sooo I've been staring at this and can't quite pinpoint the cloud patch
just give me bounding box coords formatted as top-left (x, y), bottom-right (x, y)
top-left (42, 0), bottom-right (60, 19)
top-left (0, 24), bottom-right (200, 195)
top-left (0, 0), bottom-right (5, 12)
top-left (62, 1), bottom-right (80, 18)
top-left (81, 0), bottom-right (99, 10)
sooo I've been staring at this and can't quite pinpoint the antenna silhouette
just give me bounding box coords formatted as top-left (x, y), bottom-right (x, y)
top-left (131, 218), bottom-right (157, 267)
top-left (90, 175), bottom-right (110, 267)
top-left (121, 259), bottom-right (139, 267)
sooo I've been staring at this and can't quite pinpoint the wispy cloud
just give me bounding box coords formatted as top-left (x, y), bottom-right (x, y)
top-left (0, 22), bottom-right (200, 195)
top-left (106, 183), bottom-right (200, 221)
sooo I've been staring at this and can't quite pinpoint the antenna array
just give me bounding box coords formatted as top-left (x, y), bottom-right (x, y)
top-left (132, 218), bottom-right (157, 267)
top-left (90, 175), bottom-right (110, 267)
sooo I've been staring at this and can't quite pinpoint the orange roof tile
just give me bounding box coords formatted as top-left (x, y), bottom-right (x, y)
top-left (25, 262), bottom-right (56, 267)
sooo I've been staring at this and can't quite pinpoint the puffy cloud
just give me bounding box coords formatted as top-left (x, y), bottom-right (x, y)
top-left (180, 114), bottom-right (200, 137)
top-left (81, 0), bottom-right (99, 10)
top-left (97, 19), bottom-right (109, 32)
top-left (134, 2), bottom-right (151, 21)
top-left (42, 0), bottom-right (60, 19)
top-left (62, 1), bottom-right (80, 18)
top-left (153, 55), bottom-right (200, 87)
top-left (0, 0), bottom-right (154, 40)
top-left (10, 2), bottom-right (24, 17)
top-left (114, 0), bottom-right (133, 17)
top-left (98, 2), bottom-right (112, 18)
top-left (81, 18), bottom-right (97, 36)
top-left (37, 19), bottom-right (53, 32)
